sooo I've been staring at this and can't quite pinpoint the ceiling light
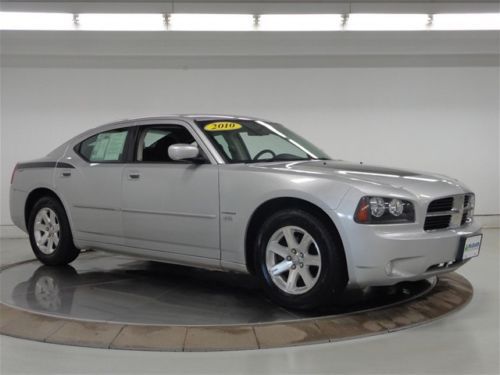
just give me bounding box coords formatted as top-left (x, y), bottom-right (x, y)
top-left (169, 14), bottom-right (254, 31)
top-left (432, 13), bottom-right (500, 30)
top-left (0, 12), bottom-right (74, 30)
top-left (259, 14), bottom-right (342, 31)
top-left (346, 13), bottom-right (429, 31)
top-left (78, 13), bottom-right (165, 31)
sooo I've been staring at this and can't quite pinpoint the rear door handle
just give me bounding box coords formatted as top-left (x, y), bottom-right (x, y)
top-left (128, 173), bottom-right (140, 180)
top-left (61, 171), bottom-right (71, 177)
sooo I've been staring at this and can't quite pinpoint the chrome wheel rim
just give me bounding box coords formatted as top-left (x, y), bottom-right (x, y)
top-left (33, 208), bottom-right (60, 255)
top-left (265, 225), bottom-right (322, 295)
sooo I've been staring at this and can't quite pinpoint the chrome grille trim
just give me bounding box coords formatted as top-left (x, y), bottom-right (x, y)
top-left (426, 209), bottom-right (459, 217)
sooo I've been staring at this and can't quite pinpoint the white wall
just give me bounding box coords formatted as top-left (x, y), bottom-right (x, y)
top-left (1, 32), bottom-right (499, 226)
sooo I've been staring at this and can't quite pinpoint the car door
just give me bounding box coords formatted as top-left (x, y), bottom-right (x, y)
top-left (56, 127), bottom-right (132, 245)
top-left (121, 122), bottom-right (220, 260)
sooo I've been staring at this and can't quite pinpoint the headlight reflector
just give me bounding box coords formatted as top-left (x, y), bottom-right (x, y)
top-left (388, 198), bottom-right (404, 216)
top-left (369, 197), bottom-right (386, 217)
top-left (355, 196), bottom-right (415, 224)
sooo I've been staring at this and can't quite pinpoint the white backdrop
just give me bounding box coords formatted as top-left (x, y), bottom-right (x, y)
top-left (1, 32), bottom-right (499, 227)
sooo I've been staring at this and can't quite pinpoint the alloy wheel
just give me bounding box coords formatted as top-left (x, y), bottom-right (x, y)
top-left (33, 207), bottom-right (60, 255)
top-left (265, 225), bottom-right (322, 295)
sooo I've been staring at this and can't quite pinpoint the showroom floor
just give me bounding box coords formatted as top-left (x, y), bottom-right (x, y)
top-left (0, 229), bottom-right (498, 374)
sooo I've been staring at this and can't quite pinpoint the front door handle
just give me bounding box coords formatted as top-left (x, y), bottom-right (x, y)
top-left (128, 173), bottom-right (140, 180)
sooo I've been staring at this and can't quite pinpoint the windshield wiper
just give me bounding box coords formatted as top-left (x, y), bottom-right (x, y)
top-left (243, 156), bottom-right (329, 164)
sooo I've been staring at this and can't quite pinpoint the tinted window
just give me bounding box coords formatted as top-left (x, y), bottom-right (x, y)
top-left (77, 129), bottom-right (129, 162)
top-left (137, 126), bottom-right (195, 162)
top-left (214, 134), bottom-right (233, 159)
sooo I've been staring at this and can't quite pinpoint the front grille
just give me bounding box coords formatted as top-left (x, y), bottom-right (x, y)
top-left (424, 194), bottom-right (473, 231)
top-left (463, 195), bottom-right (470, 207)
top-left (424, 215), bottom-right (451, 230)
top-left (427, 197), bottom-right (454, 212)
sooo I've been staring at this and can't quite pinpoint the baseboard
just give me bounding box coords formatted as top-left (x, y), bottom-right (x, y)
top-left (0, 215), bottom-right (498, 239)
top-left (0, 225), bottom-right (27, 239)
top-left (475, 215), bottom-right (500, 229)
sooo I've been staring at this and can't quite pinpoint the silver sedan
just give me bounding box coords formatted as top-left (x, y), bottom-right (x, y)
top-left (10, 115), bottom-right (482, 309)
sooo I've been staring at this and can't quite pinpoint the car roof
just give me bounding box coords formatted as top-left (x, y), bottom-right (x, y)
top-left (109, 114), bottom-right (265, 124)
top-left (91, 114), bottom-right (269, 132)
top-left (62, 114), bottom-right (272, 150)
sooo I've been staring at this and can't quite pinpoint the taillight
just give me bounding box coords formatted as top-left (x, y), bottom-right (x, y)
top-left (11, 164), bottom-right (18, 184)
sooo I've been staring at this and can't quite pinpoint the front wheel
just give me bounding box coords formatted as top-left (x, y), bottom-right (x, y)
top-left (28, 196), bottom-right (80, 266)
top-left (254, 209), bottom-right (347, 310)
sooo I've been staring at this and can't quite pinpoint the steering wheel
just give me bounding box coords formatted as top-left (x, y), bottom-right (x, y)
top-left (253, 149), bottom-right (276, 161)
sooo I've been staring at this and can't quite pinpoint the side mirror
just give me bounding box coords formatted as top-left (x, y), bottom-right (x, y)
top-left (168, 143), bottom-right (201, 162)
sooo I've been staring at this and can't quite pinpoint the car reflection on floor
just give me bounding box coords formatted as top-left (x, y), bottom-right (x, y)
top-left (3, 251), bottom-right (435, 325)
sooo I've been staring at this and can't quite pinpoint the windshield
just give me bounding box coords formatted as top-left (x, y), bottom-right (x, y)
top-left (196, 119), bottom-right (330, 163)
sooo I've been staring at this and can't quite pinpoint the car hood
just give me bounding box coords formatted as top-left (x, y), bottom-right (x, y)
top-left (249, 160), bottom-right (469, 198)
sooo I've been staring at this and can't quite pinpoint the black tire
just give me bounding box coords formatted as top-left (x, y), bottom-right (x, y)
top-left (28, 196), bottom-right (80, 266)
top-left (254, 208), bottom-right (347, 310)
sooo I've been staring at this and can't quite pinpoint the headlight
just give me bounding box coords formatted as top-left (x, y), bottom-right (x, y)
top-left (354, 196), bottom-right (415, 224)
top-left (369, 197), bottom-right (385, 217)
top-left (388, 198), bottom-right (404, 216)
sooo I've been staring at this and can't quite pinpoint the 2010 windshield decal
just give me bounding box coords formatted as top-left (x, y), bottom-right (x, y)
top-left (204, 122), bottom-right (242, 131)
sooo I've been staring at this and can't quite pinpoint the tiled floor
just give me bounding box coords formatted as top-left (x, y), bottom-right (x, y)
top-left (0, 229), bottom-right (498, 374)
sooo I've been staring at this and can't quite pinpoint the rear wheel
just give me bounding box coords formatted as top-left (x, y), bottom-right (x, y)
top-left (254, 208), bottom-right (347, 310)
top-left (28, 196), bottom-right (80, 266)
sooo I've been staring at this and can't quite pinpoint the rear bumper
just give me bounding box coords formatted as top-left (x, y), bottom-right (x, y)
top-left (331, 210), bottom-right (482, 288)
top-left (9, 187), bottom-right (28, 233)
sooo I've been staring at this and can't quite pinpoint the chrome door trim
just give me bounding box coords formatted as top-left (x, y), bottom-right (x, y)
top-left (73, 205), bottom-right (119, 212)
top-left (74, 205), bottom-right (216, 219)
top-left (122, 208), bottom-right (216, 219)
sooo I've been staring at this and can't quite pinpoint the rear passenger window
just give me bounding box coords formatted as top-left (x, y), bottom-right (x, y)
top-left (77, 129), bottom-right (129, 162)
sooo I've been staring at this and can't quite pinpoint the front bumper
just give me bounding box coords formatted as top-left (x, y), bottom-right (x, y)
top-left (332, 210), bottom-right (482, 288)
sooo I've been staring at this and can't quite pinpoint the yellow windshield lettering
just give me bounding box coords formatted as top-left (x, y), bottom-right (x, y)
top-left (204, 122), bottom-right (242, 131)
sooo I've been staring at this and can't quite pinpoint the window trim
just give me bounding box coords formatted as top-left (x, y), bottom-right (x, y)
top-left (74, 127), bottom-right (132, 164)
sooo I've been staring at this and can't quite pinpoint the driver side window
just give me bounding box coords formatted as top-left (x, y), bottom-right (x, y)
top-left (136, 125), bottom-right (195, 163)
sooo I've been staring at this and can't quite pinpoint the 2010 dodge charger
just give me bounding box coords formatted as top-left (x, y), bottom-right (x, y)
top-left (10, 115), bottom-right (482, 309)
